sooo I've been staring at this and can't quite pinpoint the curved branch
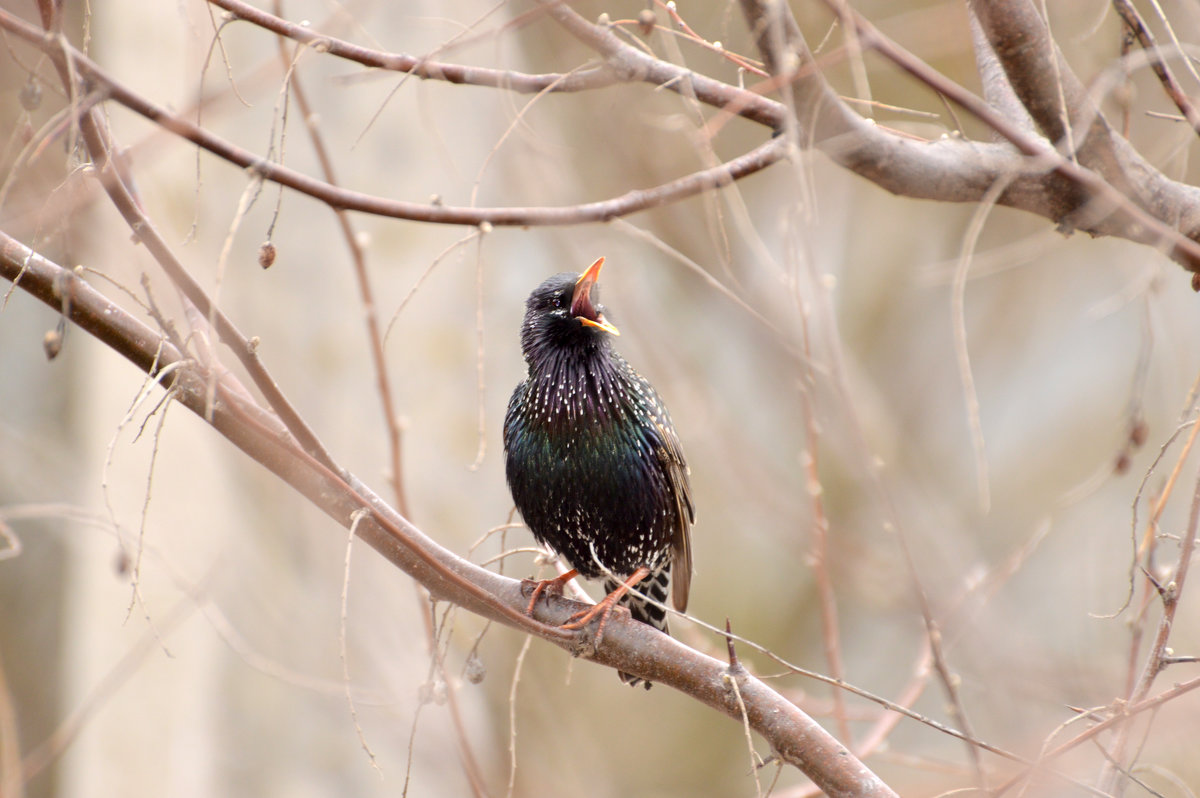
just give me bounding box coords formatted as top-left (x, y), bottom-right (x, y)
top-left (206, 0), bottom-right (788, 129)
top-left (7, 5), bottom-right (1200, 272)
top-left (965, 4), bottom-right (1038, 135)
top-left (0, 9), bottom-right (784, 226)
top-left (966, 1), bottom-right (1129, 191)
top-left (207, 0), bottom-right (620, 95)
top-left (1112, 0), bottom-right (1200, 140)
top-left (0, 230), bottom-right (898, 798)
top-left (733, 0), bottom-right (1200, 272)
top-left (968, 0), bottom-right (1104, 146)
top-left (965, 0), bottom-right (1200, 260)
top-left (214, 0), bottom-right (1200, 255)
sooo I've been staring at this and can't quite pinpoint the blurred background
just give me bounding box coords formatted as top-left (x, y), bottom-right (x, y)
top-left (3, 0), bottom-right (1200, 795)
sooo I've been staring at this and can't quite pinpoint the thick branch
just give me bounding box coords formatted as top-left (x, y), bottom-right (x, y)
top-left (969, 0), bottom-right (1105, 145)
top-left (965, 4), bottom-right (1038, 135)
top-left (967, 1), bottom-right (1129, 189)
top-left (966, 0), bottom-right (1200, 254)
top-left (734, 0), bottom-right (1200, 271)
top-left (7, 7), bottom-right (1200, 273)
top-left (0, 231), bottom-right (897, 798)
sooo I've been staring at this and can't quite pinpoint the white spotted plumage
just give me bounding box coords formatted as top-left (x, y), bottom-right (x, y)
top-left (504, 270), bottom-right (695, 685)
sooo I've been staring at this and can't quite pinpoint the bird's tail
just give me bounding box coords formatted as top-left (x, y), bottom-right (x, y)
top-left (605, 563), bottom-right (671, 688)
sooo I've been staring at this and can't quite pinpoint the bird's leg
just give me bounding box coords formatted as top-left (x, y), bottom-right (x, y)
top-left (562, 566), bottom-right (651, 646)
top-left (522, 568), bottom-right (579, 616)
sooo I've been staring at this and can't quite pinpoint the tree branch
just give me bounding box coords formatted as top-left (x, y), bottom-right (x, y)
top-left (964, 0), bottom-right (1200, 270)
top-left (967, 0), bottom-right (1129, 187)
top-left (965, 4), bottom-right (1038, 135)
top-left (1111, 0), bottom-right (1200, 140)
top-left (0, 9), bottom-right (786, 227)
top-left (7, 5), bottom-right (1200, 274)
top-left (0, 229), bottom-right (898, 798)
top-left (208, 0), bottom-right (621, 95)
top-left (735, 0), bottom-right (1200, 272)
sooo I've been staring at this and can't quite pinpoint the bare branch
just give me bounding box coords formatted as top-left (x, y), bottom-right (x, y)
top-left (209, 0), bottom-right (620, 96)
top-left (1111, 0), bottom-right (1200, 140)
top-left (965, 4), bottom-right (1037, 135)
top-left (0, 9), bottom-right (785, 227)
top-left (0, 229), bottom-right (898, 798)
top-left (738, 0), bottom-right (1200, 271)
top-left (1099, 444), bottom-right (1200, 793)
top-left (274, 28), bottom-right (410, 516)
top-left (968, 0), bottom-right (1128, 180)
top-left (8, 5), bottom-right (1200, 275)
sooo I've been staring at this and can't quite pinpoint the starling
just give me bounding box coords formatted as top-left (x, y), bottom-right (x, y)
top-left (503, 257), bottom-right (694, 686)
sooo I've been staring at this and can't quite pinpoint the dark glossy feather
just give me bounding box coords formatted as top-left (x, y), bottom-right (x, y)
top-left (504, 270), bottom-right (694, 671)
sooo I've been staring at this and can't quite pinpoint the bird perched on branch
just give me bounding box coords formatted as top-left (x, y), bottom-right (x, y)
top-left (503, 257), bottom-right (694, 687)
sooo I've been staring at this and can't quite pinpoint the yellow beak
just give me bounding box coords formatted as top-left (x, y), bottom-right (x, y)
top-left (571, 257), bottom-right (620, 336)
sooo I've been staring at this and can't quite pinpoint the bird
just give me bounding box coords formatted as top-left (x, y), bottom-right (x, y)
top-left (503, 257), bottom-right (694, 687)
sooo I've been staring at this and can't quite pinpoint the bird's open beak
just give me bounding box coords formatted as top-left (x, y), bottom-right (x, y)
top-left (571, 257), bottom-right (620, 336)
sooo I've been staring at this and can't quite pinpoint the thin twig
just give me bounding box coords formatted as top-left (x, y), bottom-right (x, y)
top-left (1100, 456), bottom-right (1200, 792)
top-left (210, 0), bottom-right (619, 95)
top-left (742, 1), bottom-right (989, 785)
top-left (0, 9), bottom-right (787, 226)
top-left (33, 41), bottom-right (343, 477)
top-left (1112, 0), bottom-right (1200, 140)
top-left (796, 293), bottom-right (851, 745)
top-left (275, 27), bottom-right (410, 517)
top-left (340, 509), bottom-right (380, 772)
top-left (20, 584), bottom-right (205, 781)
top-left (505, 634), bottom-right (533, 798)
top-left (951, 177), bottom-right (1015, 515)
top-left (993, 675), bottom-right (1200, 797)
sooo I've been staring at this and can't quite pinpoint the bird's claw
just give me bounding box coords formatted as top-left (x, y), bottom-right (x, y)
top-left (518, 578), bottom-right (551, 600)
top-left (521, 569), bottom-right (579, 617)
top-left (561, 599), bottom-right (630, 648)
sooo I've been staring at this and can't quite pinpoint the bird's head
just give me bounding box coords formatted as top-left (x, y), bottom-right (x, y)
top-left (520, 257), bottom-right (620, 360)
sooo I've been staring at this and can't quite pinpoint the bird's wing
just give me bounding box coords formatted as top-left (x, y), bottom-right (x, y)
top-left (653, 414), bottom-right (694, 613)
